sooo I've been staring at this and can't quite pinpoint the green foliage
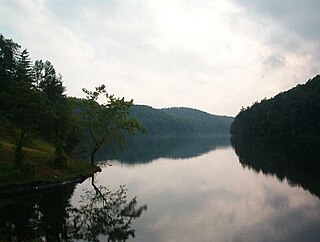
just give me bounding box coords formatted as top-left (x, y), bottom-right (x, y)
top-left (81, 85), bottom-right (144, 164)
top-left (33, 60), bottom-right (66, 101)
top-left (46, 97), bottom-right (79, 167)
top-left (17, 49), bottom-right (33, 84)
top-left (0, 34), bottom-right (20, 87)
top-left (0, 80), bottom-right (46, 166)
top-left (32, 60), bottom-right (72, 166)
top-left (231, 75), bottom-right (320, 138)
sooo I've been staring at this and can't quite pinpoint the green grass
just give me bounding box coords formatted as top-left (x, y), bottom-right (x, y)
top-left (0, 140), bottom-right (99, 186)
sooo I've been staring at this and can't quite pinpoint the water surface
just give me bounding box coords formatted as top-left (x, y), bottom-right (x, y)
top-left (1, 137), bottom-right (320, 241)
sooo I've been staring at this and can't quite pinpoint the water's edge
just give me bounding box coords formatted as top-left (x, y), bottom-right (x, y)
top-left (0, 174), bottom-right (93, 197)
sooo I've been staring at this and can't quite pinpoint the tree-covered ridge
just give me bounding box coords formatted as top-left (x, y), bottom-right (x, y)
top-left (161, 107), bottom-right (233, 135)
top-left (230, 75), bottom-right (320, 138)
top-left (129, 105), bottom-right (233, 136)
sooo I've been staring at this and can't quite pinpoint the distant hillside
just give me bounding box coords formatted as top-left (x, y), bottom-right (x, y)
top-left (130, 105), bottom-right (233, 137)
top-left (162, 107), bottom-right (233, 134)
top-left (230, 75), bottom-right (320, 138)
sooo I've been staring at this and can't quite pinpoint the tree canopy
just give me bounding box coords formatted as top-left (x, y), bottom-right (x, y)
top-left (230, 75), bottom-right (320, 139)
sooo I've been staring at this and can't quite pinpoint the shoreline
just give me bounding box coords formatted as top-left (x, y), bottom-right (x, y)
top-left (0, 140), bottom-right (101, 192)
top-left (0, 167), bottom-right (101, 197)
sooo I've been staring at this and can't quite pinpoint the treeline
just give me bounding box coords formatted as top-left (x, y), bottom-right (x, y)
top-left (129, 105), bottom-right (233, 137)
top-left (230, 75), bottom-right (320, 139)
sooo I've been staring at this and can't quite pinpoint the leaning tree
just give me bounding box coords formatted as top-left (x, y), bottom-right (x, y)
top-left (82, 85), bottom-right (144, 164)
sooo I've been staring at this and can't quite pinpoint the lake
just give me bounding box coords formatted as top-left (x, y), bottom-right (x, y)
top-left (1, 136), bottom-right (320, 242)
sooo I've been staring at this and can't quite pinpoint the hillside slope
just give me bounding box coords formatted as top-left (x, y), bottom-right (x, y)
top-left (230, 75), bottom-right (320, 138)
top-left (130, 105), bottom-right (233, 136)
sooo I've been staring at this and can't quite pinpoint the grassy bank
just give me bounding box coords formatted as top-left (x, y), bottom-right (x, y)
top-left (0, 140), bottom-right (99, 187)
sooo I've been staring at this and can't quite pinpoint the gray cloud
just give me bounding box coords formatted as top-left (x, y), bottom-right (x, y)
top-left (233, 0), bottom-right (320, 88)
top-left (264, 53), bottom-right (285, 70)
top-left (233, 0), bottom-right (320, 42)
top-left (233, 0), bottom-right (320, 64)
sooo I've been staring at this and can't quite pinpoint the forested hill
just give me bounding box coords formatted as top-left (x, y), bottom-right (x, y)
top-left (129, 105), bottom-right (233, 136)
top-left (230, 75), bottom-right (320, 138)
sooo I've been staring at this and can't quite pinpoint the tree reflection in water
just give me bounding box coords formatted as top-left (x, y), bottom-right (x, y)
top-left (0, 183), bottom-right (74, 241)
top-left (0, 177), bottom-right (147, 242)
top-left (67, 177), bottom-right (147, 242)
top-left (231, 136), bottom-right (320, 199)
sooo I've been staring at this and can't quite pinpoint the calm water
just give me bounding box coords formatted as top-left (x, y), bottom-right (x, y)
top-left (1, 137), bottom-right (320, 242)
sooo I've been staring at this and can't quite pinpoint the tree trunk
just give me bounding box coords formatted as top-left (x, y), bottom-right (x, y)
top-left (90, 152), bottom-right (95, 165)
top-left (15, 129), bottom-right (26, 167)
top-left (90, 147), bottom-right (98, 165)
top-left (90, 139), bottom-right (105, 165)
top-left (15, 142), bottom-right (23, 166)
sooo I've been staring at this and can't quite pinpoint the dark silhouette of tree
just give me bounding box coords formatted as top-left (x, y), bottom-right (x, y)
top-left (16, 49), bottom-right (33, 84)
top-left (33, 60), bottom-right (65, 101)
top-left (32, 59), bottom-right (44, 88)
top-left (82, 85), bottom-right (144, 164)
top-left (0, 34), bottom-right (20, 88)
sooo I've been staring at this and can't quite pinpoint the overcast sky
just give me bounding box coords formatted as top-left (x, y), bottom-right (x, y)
top-left (1, 0), bottom-right (319, 116)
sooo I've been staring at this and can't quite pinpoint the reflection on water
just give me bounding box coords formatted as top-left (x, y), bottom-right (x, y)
top-left (92, 136), bottom-right (231, 163)
top-left (0, 178), bottom-right (147, 242)
top-left (68, 177), bottom-right (147, 241)
top-left (1, 136), bottom-right (320, 242)
top-left (231, 137), bottom-right (320, 198)
top-left (0, 184), bottom-right (75, 241)
top-left (95, 137), bottom-right (320, 242)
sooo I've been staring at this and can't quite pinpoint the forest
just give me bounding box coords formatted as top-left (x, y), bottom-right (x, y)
top-left (230, 75), bottom-right (320, 139)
